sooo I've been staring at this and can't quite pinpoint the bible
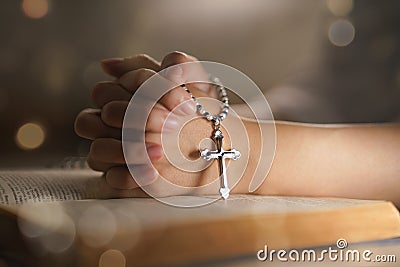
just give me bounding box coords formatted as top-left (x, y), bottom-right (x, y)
top-left (0, 169), bottom-right (399, 267)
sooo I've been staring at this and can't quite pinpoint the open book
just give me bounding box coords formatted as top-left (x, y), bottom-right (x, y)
top-left (0, 169), bottom-right (399, 267)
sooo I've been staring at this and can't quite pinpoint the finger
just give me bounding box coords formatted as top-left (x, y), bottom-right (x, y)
top-left (144, 132), bottom-right (162, 147)
top-left (161, 51), bottom-right (211, 93)
top-left (87, 155), bottom-right (118, 172)
top-left (89, 138), bottom-right (125, 164)
top-left (159, 52), bottom-right (214, 112)
top-left (90, 138), bottom-right (163, 165)
top-left (105, 165), bottom-right (158, 190)
top-left (161, 51), bottom-right (198, 69)
top-left (118, 67), bottom-right (193, 115)
top-left (106, 166), bottom-right (137, 189)
top-left (101, 101), bottom-right (128, 128)
top-left (146, 106), bottom-right (180, 133)
top-left (116, 55), bottom-right (211, 116)
top-left (101, 99), bottom-right (177, 132)
top-left (159, 88), bottom-right (196, 115)
top-left (92, 82), bottom-right (131, 108)
top-left (124, 141), bottom-right (163, 164)
top-left (118, 68), bottom-right (157, 94)
top-left (101, 54), bottom-right (161, 78)
top-left (75, 108), bottom-right (121, 140)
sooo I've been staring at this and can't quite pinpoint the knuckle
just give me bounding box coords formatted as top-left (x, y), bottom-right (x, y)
top-left (86, 156), bottom-right (101, 171)
top-left (74, 111), bottom-right (87, 132)
top-left (119, 68), bottom-right (155, 90)
top-left (89, 139), bottom-right (104, 156)
top-left (101, 103), bottom-right (113, 124)
top-left (167, 88), bottom-right (190, 107)
top-left (101, 101), bottom-right (124, 126)
top-left (91, 83), bottom-right (105, 106)
top-left (188, 54), bottom-right (198, 61)
top-left (106, 168), bottom-right (134, 189)
top-left (74, 109), bottom-right (95, 136)
top-left (145, 132), bottom-right (161, 145)
top-left (91, 82), bottom-right (101, 98)
top-left (150, 107), bottom-right (166, 120)
top-left (102, 101), bottom-right (114, 114)
top-left (147, 108), bottom-right (166, 129)
top-left (91, 82), bottom-right (111, 103)
top-left (131, 53), bottom-right (152, 61)
top-left (135, 68), bottom-right (155, 87)
top-left (169, 98), bottom-right (184, 110)
top-left (163, 51), bottom-right (188, 65)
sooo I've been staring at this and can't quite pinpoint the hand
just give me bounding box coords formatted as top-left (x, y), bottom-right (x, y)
top-left (75, 52), bottom-right (220, 192)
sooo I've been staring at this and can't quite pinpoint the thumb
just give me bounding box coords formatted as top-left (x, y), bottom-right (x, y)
top-left (161, 51), bottom-right (211, 93)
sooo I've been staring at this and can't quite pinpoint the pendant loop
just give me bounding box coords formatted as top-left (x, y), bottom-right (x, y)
top-left (213, 118), bottom-right (221, 130)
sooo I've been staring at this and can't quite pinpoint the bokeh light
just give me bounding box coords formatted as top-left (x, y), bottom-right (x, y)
top-left (326, 0), bottom-right (353, 16)
top-left (107, 206), bottom-right (141, 251)
top-left (77, 205), bottom-right (117, 248)
top-left (16, 122), bottom-right (46, 150)
top-left (99, 249), bottom-right (126, 267)
top-left (0, 0), bottom-right (397, 167)
top-left (18, 203), bottom-right (76, 253)
top-left (18, 203), bottom-right (64, 238)
top-left (328, 20), bottom-right (355, 47)
top-left (21, 0), bottom-right (49, 19)
top-left (39, 215), bottom-right (76, 253)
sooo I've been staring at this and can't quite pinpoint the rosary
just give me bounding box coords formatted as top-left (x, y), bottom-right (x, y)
top-left (181, 77), bottom-right (241, 199)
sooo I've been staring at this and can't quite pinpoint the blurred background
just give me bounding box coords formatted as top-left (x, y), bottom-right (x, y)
top-left (0, 0), bottom-right (399, 167)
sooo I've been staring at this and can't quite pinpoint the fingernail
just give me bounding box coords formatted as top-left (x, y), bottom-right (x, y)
top-left (147, 145), bottom-right (163, 161)
top-left (196, 83), bottom-right (210, 92)
top-left (100, 58), bottom-right (124, 66)
top-left (163, 114), bottom-right (180, 131)
top-left (175, 100), bottom-right (196, 116)
top-left (165, 66), bottom-right (183, 83)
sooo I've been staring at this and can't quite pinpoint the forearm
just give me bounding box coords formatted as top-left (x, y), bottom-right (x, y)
top-left (250, 122), bottom-right (400, 205)
top-left (153, 114), bottom-right (399, 204)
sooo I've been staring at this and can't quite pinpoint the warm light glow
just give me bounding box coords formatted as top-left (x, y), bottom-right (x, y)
top-left (16, 122), bottom-right (46, 150)
top-left (328, 20), bottom-right (355, 47)
top-left (18, 202), bottom-right (64, 238)
top-left (77, 205), bottom-right (117, 247)
top-left (327, 0), bottom-right (353, 16)
top-left (99, 250), bottom-right (126, 267)
top-left (18, 203), bottom-right (76, 253)
top-left (21, 0), bottom-right (49, 19)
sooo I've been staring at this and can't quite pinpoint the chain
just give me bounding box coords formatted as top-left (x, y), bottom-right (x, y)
top-left (180, 76), bottom-right (229, 127)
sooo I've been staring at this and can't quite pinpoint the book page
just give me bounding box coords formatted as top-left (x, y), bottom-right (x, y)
top-left (11, 194), bottom-right (381, 229)
top-left (0, 169), bottom-right (381, 208)
top-left (0, 169), bottom-right (130, 205)
top-left (0, 169), bottom-right (100, 204)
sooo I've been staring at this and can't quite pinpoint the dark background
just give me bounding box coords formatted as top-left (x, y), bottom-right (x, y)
top-left (0, 0), bottom-right (399, 167)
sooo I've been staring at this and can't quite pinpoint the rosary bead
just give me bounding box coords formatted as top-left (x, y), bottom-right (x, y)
top-left (181, 76), bottom-right (230, 125)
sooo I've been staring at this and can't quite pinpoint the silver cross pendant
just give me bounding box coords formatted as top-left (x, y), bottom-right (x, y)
top-left (200, 127), bottom-right (241, 199)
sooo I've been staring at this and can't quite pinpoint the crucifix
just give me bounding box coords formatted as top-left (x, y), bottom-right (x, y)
top-left (181, 78), bottom-right (240, 199)
top-left (200, 127), bottom-right (241, 199)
